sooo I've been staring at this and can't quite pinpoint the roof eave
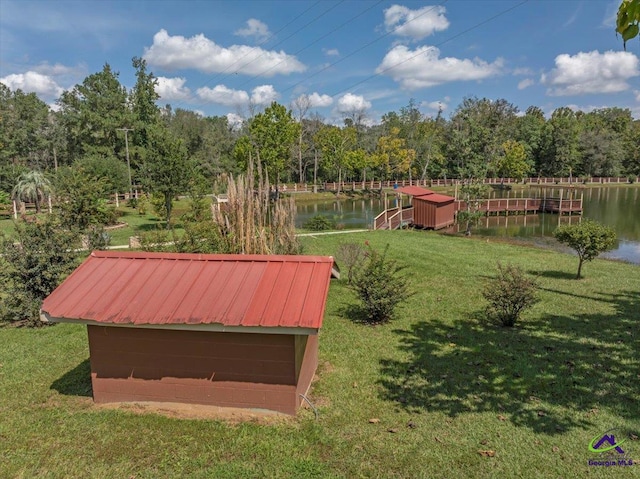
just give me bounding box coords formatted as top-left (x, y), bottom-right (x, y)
top-left (39, 311), bottom-right (319, 336)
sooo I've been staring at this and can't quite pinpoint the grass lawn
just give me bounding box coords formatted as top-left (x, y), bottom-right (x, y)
top-left (0, 230), bottom-right (638, 478)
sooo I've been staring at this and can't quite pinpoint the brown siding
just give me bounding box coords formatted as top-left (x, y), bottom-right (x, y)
top-left (414, 199), bottom-right (455, 230)
top-left (87, 325), bottom-right (302, 414)
top-left (295, 335), bottom-right (318, 401)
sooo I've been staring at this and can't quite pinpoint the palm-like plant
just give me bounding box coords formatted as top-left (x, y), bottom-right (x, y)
top-left (12, 171), bottom-right (52, 213)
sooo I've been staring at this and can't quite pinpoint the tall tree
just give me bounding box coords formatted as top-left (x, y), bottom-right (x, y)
top-left (372, 127), bottom-right (415, 181)
top-left (314, 125), bottom-right (356, 194)
top-left (248, 102), bottom-right (299, 190)
top-left (57, 64), bottom-right (130, 163)
top-left (0, 84), bottom-right (51, 169)
top-left (291, 94), bottom-right (311, 183)
top-left (541, 107), bottom-right (581, 177)
top-left (129, 57), bottom-right (161, 181)
top-left (142, 128), bottom-right (192, 227)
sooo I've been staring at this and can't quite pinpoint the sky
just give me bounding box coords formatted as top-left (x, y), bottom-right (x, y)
top-left (1, 0), bottom-right (639, 125)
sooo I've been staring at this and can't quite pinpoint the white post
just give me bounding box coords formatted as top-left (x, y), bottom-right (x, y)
top-left (48, 196), bottom-right (52, 214)
top-left (115, 193), bottom-right (119, 208)
top-left (13, 200), bottom-right (17, 219)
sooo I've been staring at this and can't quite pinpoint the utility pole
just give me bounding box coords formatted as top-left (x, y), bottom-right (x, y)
top-left (117, 128), bottom-right (134, 199)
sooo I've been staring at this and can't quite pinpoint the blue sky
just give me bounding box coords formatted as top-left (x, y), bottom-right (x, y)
top-left (1, 0), bottom-right (639, 124)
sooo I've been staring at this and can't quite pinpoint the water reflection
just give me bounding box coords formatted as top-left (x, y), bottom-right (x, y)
top-left (294, 186), bottom-right (640, 264)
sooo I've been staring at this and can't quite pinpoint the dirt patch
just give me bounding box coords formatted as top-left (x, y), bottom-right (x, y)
top-left (96, 401), bottom-right (294, 424)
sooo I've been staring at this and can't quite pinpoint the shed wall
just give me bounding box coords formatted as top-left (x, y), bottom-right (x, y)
top-left (87, 325), bottom-right (306, 414)
top-left (413, 199), bottom-right (455, 229)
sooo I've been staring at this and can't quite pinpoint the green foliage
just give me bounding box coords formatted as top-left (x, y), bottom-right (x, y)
top-left (57, 63), bottom-right (131, 162)
top-left (350, 243), bottom-right (412, 324)
top-left (12, 170), bottom-right (52, 213)
top-left (456, 166), bottom-right (489, 236)
top-left (553, 219), bottom-right (617, 278)
top-left (0, 190), bottom-right (9, 208)
top-left (55, 167), bottom-right (117, 230)
top-left (335, 242), bottom-right (365, 284)
top-left (248, 102), bottom-right (300, 186)
top-left (493, 140), bottom-right (530, 181)
top-left (0, 216), bottom-right (80, 326)
top-left (74, 155), bottom-right (129, 194)
top-left (84, 225), bottom-right (111, 250)
top-left (150, 192), bottom-right (167, 220)
top-left (482, 263), bottom-right (539, 327)
top-left (136, 193), bottom-right (149, 214)
top-left (617, 0), bottom-right (640, 48)
top-left (303, 214), bottom-right (336, 231)
top-left (142, 127), bottom-right (192, 227)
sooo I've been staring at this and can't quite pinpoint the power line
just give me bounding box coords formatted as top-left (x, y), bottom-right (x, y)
top-left (169, 0), bottom-right (330, 111)
top-left (279, 1), bottom-right (449, 97)
top-left (232, 0), bottom-right (385, 93)
top-left (328, 0), bottom-right (529, 101)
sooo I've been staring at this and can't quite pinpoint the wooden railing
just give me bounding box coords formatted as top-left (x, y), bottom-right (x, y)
top-left (454, 197), bottom-right (583, 214)
top-left (374, 206), bottom-right (414, 230)
top-left (276, 176), bottom-right (639, 193)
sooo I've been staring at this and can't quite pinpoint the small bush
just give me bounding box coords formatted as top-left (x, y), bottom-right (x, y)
top-left (351, 243), bottom-right (413, 324)
top-left (482, 263), bottom-right (539, 327)
top-left (303, 214), bottom-right (336, 231)
top-left (335, 242), bottom-right (364, 284)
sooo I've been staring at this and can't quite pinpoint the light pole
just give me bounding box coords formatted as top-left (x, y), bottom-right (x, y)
top-left (117, 127), bottom-right (134, 199)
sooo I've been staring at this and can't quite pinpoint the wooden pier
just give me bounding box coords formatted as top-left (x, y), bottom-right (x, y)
top-left (374, 194), bottom-right (583, 230)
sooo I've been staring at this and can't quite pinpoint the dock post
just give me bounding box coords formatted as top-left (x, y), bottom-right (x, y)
top-left (559, 189), bottom-right (563, 215)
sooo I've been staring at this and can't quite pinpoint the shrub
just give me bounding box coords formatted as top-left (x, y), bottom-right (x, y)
top-left (0, 216), bottom-right (80, 326)
top-left (351, 243), bottom-right (413, 324)
top-left (303, 214), bottom-right (336, 231)
top-left (553, 219), bottom-right (616, 279)
top-left (482, 263), bottom-right (539, 327)
top-left (335, 242), bottom-right (364, 284)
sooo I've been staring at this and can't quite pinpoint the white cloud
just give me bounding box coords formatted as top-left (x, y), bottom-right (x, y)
top-left (336, 93), bottom-right (371, 113)
top-left (196, 84), bottom-right (249, 106)
top-left (384, 5), bottom-right (449, 40)
top-left (33, 62), bottom-right (82, 77)
top-left (518, 78), bottom-right (535, 90)
top-left (513, 67), bottom-right (534, 76)
top-left (234, 19), bottom-right (270, 43)
top-left (307, 92), bottom-right (333, 108)
top-left (251, 84), bottom-right (278, 105)
top-left (0, 71), bottom-right (64, 98)
top-left (144, 29), bottom-right (306, 77)
top-left (323, 48), bottom-right (340, 57)
top-left (226, 113), bottom-right (244, 129)
top-left (541, 50), bottom-right (640, 96)
top-left (156, 76), bottom-right (191, 101)
top-left (376, 45), bottom-right (503, 89)
top-left (422, 99), bottom-right (448, 112)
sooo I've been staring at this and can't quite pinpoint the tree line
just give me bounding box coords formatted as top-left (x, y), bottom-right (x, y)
top-left (2, 59), bottom-right (640, 206)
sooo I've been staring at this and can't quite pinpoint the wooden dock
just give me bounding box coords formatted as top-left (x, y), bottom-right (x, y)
top-left (374, 196), bottom-right (582, 230)
top-left (454, 197), bottom-right (583, 216)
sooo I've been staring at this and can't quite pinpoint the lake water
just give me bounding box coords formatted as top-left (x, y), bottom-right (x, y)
top-left (295, 185), bottom-right (640, 264)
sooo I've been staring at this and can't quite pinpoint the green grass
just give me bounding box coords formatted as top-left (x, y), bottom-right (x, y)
top-left (1, 230), bottom-right (639, 478)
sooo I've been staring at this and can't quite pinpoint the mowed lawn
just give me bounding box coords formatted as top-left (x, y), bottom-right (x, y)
top-left (0, 230), bottom-right (638, 478)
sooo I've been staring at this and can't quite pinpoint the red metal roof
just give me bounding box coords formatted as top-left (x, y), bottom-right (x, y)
top-left (41, 251), bottom-right (335, 331)
top-left (417, 193), bottom-right (456, 204)
top-left (397, 186), bottom-right (434, 197)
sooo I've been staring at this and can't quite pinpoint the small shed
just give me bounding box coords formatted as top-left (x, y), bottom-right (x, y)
top-left (41, 251), bottom-right (337, 415)
top-left (395, 186), bottom-right (455, 230)
top-left (413, 193), bottom-right (456, 230)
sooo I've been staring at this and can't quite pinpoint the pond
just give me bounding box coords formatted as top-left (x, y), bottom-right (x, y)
top-left (294, 185), bottom-right (640, 265)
